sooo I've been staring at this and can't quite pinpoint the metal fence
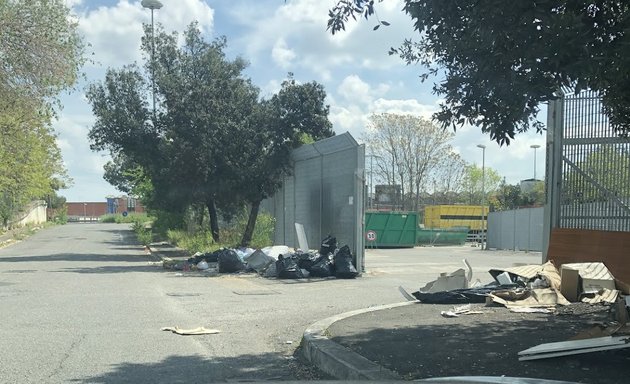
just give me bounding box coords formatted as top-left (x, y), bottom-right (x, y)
top-left (262, 133), bottom-right (365, 270)
top-left (544, 90), bottom-right (630, 256)
top-left (487, 207), bottom-right (544, 252)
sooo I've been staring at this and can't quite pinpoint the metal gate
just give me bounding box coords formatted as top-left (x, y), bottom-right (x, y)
top-left (543, 90), bottom-right (630, 257)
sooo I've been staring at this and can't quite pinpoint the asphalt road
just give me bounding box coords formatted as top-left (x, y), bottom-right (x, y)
top-left (0, 223), bottom-right (542, 383)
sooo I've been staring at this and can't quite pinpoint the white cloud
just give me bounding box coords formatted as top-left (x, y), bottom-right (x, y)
top-left (372, 98), bottom-right (437, 119)
top-left (337, 75), bottom-right (372, 105)
top-left (77, 0), bottom-right (214, 68)
top-left (271, 38), bottom-right (296, 69)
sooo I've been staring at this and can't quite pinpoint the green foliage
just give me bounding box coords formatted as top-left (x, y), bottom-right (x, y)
top-left (132, 221), bottom-right (153, 246)
top-left (99, 213), bottom-right (150, 224)
top-left (50, 204), bottom-right (68, 224)
top-left (87, 25), bottom-right (332, 246)
top-left (0, 0), bottom-right (85, 103)
top-left (563, 145), bottom-right (630, 203)
top-left (490, 181), bottom-right (545, 211)
top-left (165, 210), bottom-right (275, 253)
top-left (462, 164), bottom-right (502, 205)
top-left (366, 113), bottom-right (460, 211)
top-left (0, 0), bottom-right (80, 226)
top-left (327, 0), bottom-right (630, 143)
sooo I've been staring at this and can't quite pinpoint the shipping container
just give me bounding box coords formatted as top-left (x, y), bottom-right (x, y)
top-left (423, 205), bottom-right (489, 231)
top-left (365, 211), bottom-right (418, 248)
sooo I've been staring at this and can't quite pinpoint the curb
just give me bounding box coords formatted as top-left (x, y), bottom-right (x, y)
top-left (301, 301), bottom-right (415, 380)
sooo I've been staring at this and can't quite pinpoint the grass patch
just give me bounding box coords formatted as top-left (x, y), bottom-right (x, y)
top-left (100, 213), bottom-right (151, 224)
top-left (165, 210), bottom-right (275, 253)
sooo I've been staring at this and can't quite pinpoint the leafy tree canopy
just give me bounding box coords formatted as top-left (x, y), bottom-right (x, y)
top-left (328, 0), bottom-right (630, 144)
top-left (0, 0), bottom-right (84, 103)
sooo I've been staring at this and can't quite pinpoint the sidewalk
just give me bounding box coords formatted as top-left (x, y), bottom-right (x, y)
top-left (303, 301), bottom-right (630, 383)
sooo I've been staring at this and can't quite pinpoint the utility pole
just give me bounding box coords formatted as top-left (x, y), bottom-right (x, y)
top-left (141, 0), bottom-right (163, 122)
top-left (477, 144), bottom-right (486, 250)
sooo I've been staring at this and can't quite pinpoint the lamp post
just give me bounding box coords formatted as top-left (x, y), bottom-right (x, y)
top-left (477, 144), bottom-right (486, 250)
top-left (530, 144), bottom-right (541, 180)
top-left (141, 0), bottom-right (162, 120)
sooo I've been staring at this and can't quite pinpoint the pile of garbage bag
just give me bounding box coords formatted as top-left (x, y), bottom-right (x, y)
top-left (163, 235), bottom-right (358, 279)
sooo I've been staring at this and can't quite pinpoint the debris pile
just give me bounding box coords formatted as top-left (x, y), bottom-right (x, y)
top-left (400, 259), bottom-right (630, 361)
top-left (161, 234), bottom-right (358, 280)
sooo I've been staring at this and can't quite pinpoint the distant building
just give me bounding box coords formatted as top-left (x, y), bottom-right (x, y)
top-left (64, 196), bottom-right (144, 219)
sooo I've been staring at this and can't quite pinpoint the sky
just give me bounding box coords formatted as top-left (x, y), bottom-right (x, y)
top-left (57, 0), bottom-right (547, 202)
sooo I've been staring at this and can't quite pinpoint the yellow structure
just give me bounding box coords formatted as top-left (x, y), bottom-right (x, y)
top-left (423, 205), bottom-right (489, 231)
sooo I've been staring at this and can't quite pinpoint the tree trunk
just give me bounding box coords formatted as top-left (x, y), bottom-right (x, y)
top-left (240, 199), bottom-right (261, 247)
top-left (206, 199), bottom-right (220, 242)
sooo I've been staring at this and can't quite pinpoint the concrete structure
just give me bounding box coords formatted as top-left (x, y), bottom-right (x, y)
top-left (262, 133), bottom-right (365, 270)
top-left (4, 200), bottom-right (47, 230)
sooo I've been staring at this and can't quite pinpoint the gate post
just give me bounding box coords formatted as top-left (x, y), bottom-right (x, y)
top-left (543, 96), bottom-right (564, 261)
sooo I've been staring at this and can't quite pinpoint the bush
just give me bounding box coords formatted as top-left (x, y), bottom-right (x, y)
top-left (164, 209), bottom-right (275, 253)
top-left (100, 213), bottom-right (151, 224)
top-left (132, 221), bottom-right (153, 246)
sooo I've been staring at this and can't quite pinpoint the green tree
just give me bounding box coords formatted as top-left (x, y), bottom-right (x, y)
top-left (461, 164), bottom-right (502, 206)
top-left (230, 77), bottom-right (334, 246)
top-left (366, 113), bottom-right (459, 211)
top-left (327, 1), bottom-right (630, 143)
top-left (87, 24), bottom-right (334, 246)
top-left (0, 0), bottom-right (81, 226)
top-left (562, 145), bottom-right (630, 203)
top-left (0, 0), bottom-right (84, 103)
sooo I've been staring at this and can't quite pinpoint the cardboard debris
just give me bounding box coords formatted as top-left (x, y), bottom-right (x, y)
top-left (580, 288), bottom-right (619, 304)
top-left (560, 266), bottom-right (580, 302)
top-left (419, 259), bottom-right (472, 293)
top-left (488, 288), bottom-right (570, 308)
top-left (161, 326), bottom-right (221, 335)
top-left (570, 323), bottom-right (624, 341)
top-left (562, 262), bottom-right (616, 293)
top-left (489, 261), bottom-right (561, 290)
top-left (518, 336), bottom-right (630, 361)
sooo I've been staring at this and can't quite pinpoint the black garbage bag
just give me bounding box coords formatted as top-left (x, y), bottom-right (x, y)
top-left (333, 245), bottom-right (358, 279)
top-left (217, 249), bottom-right (245, 273)
top-left (411, 284), bottom-right (520, 304)
top-left (188, 250), bottom-right (219, 265)
top-left (295, 252), bottom-right (320, 271)
top-left (319, 235), bottom-right (337, 256)
top-left (309, 254), bottom-right (334, 277)
top-left (276, 254), bottom-right (304, 279)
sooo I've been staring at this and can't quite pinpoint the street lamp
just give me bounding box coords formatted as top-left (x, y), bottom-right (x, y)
top-left (477, 144), bottom-right (486, 250)
top-left (141, 0), bottom-right (163, 120)
top-left (530, 144), bottom-right (541, 180)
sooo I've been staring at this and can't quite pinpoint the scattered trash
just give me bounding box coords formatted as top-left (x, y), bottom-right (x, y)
top-left (333, 245), bottom-right (358, 279)
top-left (560, 262), bottom-right (619, 304)
top-left (244, 249), bottom-right (275, 273)
top-left (286, 340), bottom-right (293, 345)
top-left (418, 259), bottom-right (473, 293)
top-left (276, 254), bottom-right (305, 279)
top-left (509, 307), bottom-right (553, 314)
top-left (196, 260), bottom-right (209, 270)
top-left (440, 304), bottom-right (484, 318)
top-left (309, 254), bottom-right (334, 277)
top-left (319, 235), bottom-right (337, 256)
top-left (161, 326), bottom-right (221, 335)
top-left (488, 287), bottom-right (570, 308)
top-left (218, 249), bottom-right (246, 273)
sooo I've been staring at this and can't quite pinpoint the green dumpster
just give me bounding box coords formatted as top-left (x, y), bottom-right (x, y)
top-left (365, 211), bottom-right (418, 248)
top-left (416, 228), bottom-right (468, 246)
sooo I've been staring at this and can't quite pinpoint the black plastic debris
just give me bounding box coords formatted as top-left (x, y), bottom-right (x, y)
top-left (411, 284), bottom-right (520, 304)
top-left (276, 254), bottom-right (305, 279)
top-left (188, 250), bottom-right (220, 265)
top-left (217, 249), bottom-right (245, 273)
top-left (296, 252), bottom-right (321, 271)
top-left (309, 254), bottom-right (334, 277)
top-left (333, 245), bottom-right (358, 279)
top-left (319, 235), bottom-right (337, 256)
